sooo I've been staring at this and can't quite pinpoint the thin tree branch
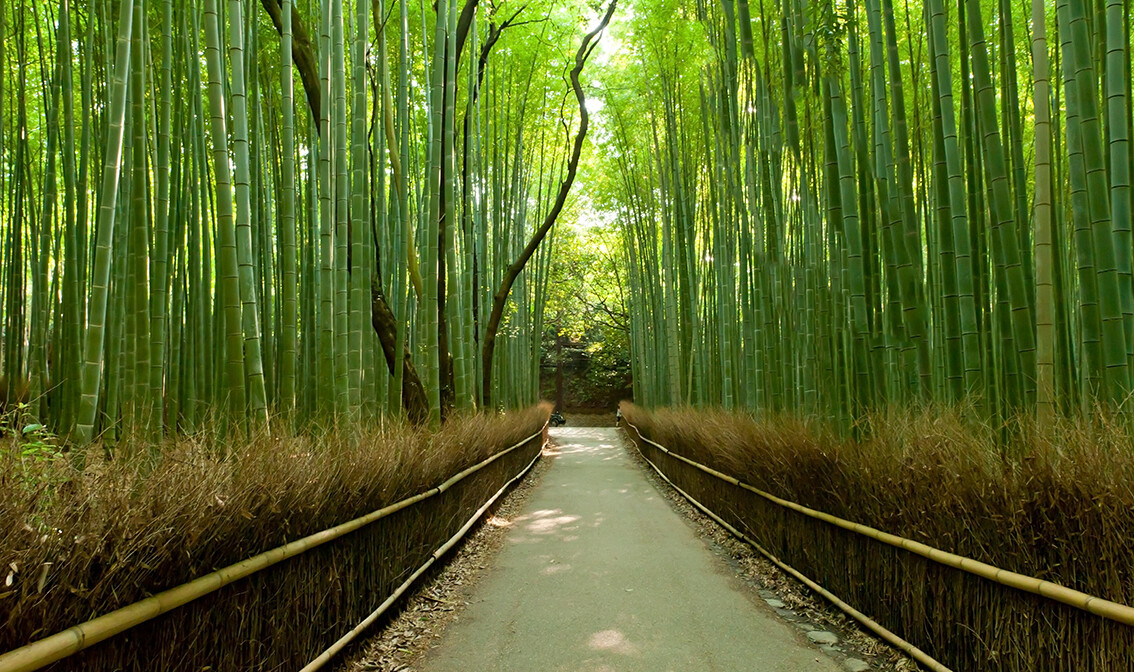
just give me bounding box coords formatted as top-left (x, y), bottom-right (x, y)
top-left (481, 0), bottom-right (618, 408)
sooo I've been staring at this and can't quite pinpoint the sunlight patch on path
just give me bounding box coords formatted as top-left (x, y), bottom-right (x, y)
top-left (419, 428), bottom-right (841, 672)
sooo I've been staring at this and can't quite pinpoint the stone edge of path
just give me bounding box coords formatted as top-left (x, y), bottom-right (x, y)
top-left (619, 426), bottom-right (921, 672)
top-left (335, 441), bottom-right (562, 672)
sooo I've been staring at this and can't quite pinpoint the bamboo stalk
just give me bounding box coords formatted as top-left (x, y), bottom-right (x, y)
top-left (0, 427), bottom-right (547, 672)
top-left (622, 420), bottom-right (1134, 628)
top-left (75, 0), bottom-right (135, 444)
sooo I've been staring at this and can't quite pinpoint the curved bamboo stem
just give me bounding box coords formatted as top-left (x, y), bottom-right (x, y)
top-left (481, 0), bottom-right (618, 409)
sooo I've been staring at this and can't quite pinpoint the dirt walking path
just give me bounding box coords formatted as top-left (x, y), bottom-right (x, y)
top-left (418, 427), bottom-right (842, 672)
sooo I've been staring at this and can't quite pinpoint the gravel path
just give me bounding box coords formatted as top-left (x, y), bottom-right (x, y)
top-left (414, 427), bottom-right (843, 672)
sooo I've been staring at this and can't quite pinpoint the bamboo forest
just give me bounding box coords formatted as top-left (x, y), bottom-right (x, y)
top-left (3, 0), bottom-right (1134, 670)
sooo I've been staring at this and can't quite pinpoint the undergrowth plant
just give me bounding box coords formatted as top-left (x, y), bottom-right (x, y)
top-left (0, 402), bottom-right (550, 664)
top-left (1, 402), bottom-right (69, 502)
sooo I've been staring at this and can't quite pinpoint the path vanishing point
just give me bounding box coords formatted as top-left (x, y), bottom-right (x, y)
top-left (419, 427), bottom-right (843, 672)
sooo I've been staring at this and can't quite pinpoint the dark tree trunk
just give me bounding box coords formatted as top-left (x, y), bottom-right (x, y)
top-left (371, 285), bottom-right (429, 424)
top-left (265, 0), bottom-right (430, 423)
top-left (260, 0), bottom-right (321, 123)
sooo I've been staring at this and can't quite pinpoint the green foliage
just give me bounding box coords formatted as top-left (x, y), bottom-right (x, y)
top-left (2, 401), bottom-right (68, 525)
top-left (0, 0), bottom-right (614, 442)
top-left (539, 222), bottom-right (631, 408)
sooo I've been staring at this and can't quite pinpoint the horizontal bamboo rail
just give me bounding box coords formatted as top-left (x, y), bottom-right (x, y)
top-left (300, 438), bottom-right (546, 671)
top-left (0, 426), bottom-right (547, 672)
top-left (622, 419), bottom-right (1134, 628)
top-left (626, 422), bottom-right (951, 672)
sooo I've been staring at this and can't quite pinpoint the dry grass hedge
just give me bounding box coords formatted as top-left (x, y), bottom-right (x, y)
top-left (1, 403), bottom-right (549, 670)
top-left (621, 402), bottom-right (1134, 671)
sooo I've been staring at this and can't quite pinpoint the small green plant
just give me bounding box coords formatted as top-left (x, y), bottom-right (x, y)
top-left (0, 401), bottom-right (19, 437)
top-left (19, 421), bottom-right (60, 464)
top-left (3, 403), bottom-right (65, 493)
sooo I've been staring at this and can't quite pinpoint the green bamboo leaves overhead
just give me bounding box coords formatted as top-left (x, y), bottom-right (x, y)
top-left (0, 0), bottom-right (613, 444)
top-left (603, 0), bottom-right (1134, 425)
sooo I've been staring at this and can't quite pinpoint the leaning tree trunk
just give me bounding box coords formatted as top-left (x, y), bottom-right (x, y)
top-left (481, 0), bottom-right (618, 409)
top-left (263, 0), bottom-right (429, 422)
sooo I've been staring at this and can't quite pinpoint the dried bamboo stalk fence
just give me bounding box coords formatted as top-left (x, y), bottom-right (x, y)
top-left (0, 427), bottom-right (547, 672)
top-left (621, 418), bottom-right (1134, 671)
top-left (299, 437), bottom-right (543, 671)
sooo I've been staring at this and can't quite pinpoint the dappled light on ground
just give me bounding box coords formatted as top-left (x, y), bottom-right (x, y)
top-left (542, 560), bottom-right (573, 576)
top-left (518, 509), bottom-right (582, 535)
top-left (550, 427), bottom-right (621, 460)
top-left (420, 428), bottom-right (841, 672)
top-left (587, 629), bottom-right (638, 655)
top-left (508, 505), bottom-right (599, 546)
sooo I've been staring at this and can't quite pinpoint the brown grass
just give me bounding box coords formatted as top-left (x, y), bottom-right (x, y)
top-left (621, 402), bottom-right (1134, 672)
top-left (0, 403), bottom-right (549, 669)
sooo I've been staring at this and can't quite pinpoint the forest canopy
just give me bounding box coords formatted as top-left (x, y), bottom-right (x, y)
top-left (0, 0), bottom-right (617, 441)
top-left (2, 0), bottom-right (1134, 442)
top-left (590, 0), bottom-right (1134, 429)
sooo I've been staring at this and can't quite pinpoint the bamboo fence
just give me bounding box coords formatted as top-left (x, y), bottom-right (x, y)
top-left (0, 426), bottom-right (547, 672)
top-left (300, 438), bottom-right (543, 671)
top-left (621, 418), bottom-right (1134, 664)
